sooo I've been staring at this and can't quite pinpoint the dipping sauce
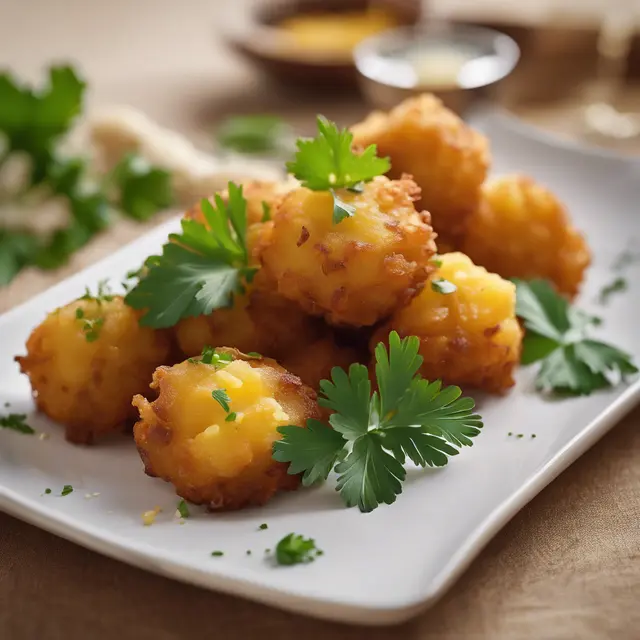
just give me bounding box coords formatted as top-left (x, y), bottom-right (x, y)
top-left (407, 46), bottom-right (473, 89)
top-left (276, 9), bottom-right (398, 60)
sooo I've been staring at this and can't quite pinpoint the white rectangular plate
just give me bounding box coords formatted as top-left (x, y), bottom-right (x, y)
top-left (2, 112), bottom-right (640, 626)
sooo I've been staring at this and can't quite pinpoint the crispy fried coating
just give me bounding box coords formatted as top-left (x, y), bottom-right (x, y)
top-left (373, 253), bottom-right (522, 393)
top-left (281, 336), bottom-right (362, 392)
top-left (133, 350), bottom-right (321, 510)
top-left (16, 296), bottom-right (172, 444)
top-left (259, 175), bottom-right (437, 327)
top-left (351, 94), bottom-right (490, 244)
top-left (173, 272), bottom-right (324, 360)
top-left (462, 175), bottom-right (590, 298)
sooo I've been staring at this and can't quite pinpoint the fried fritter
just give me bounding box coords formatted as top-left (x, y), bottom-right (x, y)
top-left (133, 350), bottom-right (321, 510)
top-left (173, 272), bottom-right (324, 360)
top-left (351, 94), bottom-right (490, 245)
top-left (16, 296), bottom-right (172, 444)
top-left (259, 175), bottom-right (437, 327)
top-left (462, 175), bottom-right (590, 298)
top-left (184, 177), bottom-right (298, 227)
top-left (373, 252), bottom-right (522, 393)
top-left (281, 336), bottom-right (362, 392)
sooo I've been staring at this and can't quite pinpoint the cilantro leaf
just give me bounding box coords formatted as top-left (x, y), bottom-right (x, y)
top-left (211, 389), bottom-right (231, 412)
top-left (125, 183), bottom-right (254, 328)
top-left (112, 153), bottom-right (173, 220)
top-left (335, 434), bottom-right (405, 512)
top-left (515, 279), bottom-right (638, 395)
top-left (287, 116), bottom-right (389, 191)
top-left (286, 116), bottom-right (389, 224)
top-left (318, 364), bottom-right (371, 440)
top-left (275, 533), bottom-right (321, 565)
top-left (0, 413), bottom-right (35, 434)
top-left (274, 420), bottom-right (346, 486)
top-left (513, 279), bottom-right (570, 341)
top-left (273, 331), bottom-right (483, 512)
top-left (216, 115), bottom-right (292, 154)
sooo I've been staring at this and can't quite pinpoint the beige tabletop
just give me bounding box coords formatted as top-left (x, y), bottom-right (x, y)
top-left (2, 1), bottom-right (640, 639)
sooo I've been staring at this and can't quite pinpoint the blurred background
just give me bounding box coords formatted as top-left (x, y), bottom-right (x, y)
top-left (3, 0), bottom-right (639, 146)
top-left (1, 0), bottom-right (639, 307)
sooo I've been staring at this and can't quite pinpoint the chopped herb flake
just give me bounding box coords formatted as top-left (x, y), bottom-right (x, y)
top-left (225, 412), bottom-right (237, 422)
top-left (211, 389), bottom-right (231, 412)
top-left (211, 551), bottom-right (224, 557)
top-left (259, 523), bottom-right (268, 530)
top-left (275, 533), bottom-right (321, 566)
top-left (0, 413), bottom-right (35, 434)
top-left (176, 499), bottom-right (190, 519)
top-left (431, 278), bottom-right (457, 295)
top-left (61, 484), bottom-right (73, 496)
top-left (598, 277), bottom-right (627, 304)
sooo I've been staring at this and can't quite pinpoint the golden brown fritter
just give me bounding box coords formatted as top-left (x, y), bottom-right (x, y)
top-left (173, 271), bottom-right (324, 361)
top-left (351, 94), bottom-right (490, 245)
top-left (373, 252), bottom-right (522, 393)
top-left (462, 175), bottom-right (590, 298)
top-left (258, 175), bottom-right (437, 327)
top-left (16, 296), bottom-right (172, 444)
top-left (184, 178), bottom-right (298, 227)
top-left (281, 336), bottom-right (362, 392)
top-left (133, 349), bottom-right (321, 510)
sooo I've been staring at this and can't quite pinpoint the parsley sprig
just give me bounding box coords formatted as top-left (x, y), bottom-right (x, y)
top-left (286, 116), bottom-right (390, 224)
top-left (273, 332), bottom-right (483, 512)
top-left (0, 65), bottom-right (173, 286)
top-left (125, 183), bottom-right (255, 328)
top-left (514, 279), bottom-right (638, 395)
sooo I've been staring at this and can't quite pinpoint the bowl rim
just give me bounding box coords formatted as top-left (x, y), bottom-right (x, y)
top-left (353, 23), bottom-right (521, 90)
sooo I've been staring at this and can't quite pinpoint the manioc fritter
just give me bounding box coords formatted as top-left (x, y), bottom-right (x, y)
top-left (133, 349), bottom-right (321, 510)
top-left (174, 272), bottom-right (324, 360)
top-left (259, 175), bottom-right (437, 327)
top-left (184, 177), bottom-right (298, 227)
top-left (281, 336), bottom-right (362, 392)
top-left (16, 296), bottom-right (172, 444)
top-left (373, 252), bottom-right (522, 393)
top-left (350, 94), bottom-right (490, 245)
top-left (462, 175), bottom-right (590, 298)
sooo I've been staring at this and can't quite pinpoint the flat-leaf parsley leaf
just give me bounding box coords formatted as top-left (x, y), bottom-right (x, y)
top-left (286, 116), bottom-right (390, 224)
top-left (514, 279), bottom-right (637, 395)
top-left (125, 182), bottom-right (256, 328)
top-left (273, 331), bottom-right (482, 512)
top-left (0, 413), bottom-right (35, 434)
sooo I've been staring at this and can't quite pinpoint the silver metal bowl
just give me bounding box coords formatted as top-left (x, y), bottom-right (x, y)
top-left (354, 23), bottom-right (521, 114)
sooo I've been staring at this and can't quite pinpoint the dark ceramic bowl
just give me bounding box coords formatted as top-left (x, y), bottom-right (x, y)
top-left (225, 0), bottom-right (420, 87)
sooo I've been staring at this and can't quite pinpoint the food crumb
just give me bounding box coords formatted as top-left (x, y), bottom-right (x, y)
top-left (142, 506), bottom-right (162, 526)
top-left (246, 550), bottom-right (252, 555)
top-left (38, 433), bottom-right (50, 441)
top-left (178, 519), bottom-right (186, 525)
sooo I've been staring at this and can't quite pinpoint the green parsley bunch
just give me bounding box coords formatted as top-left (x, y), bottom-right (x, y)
top-left (273, 332), bottom-right (483, 512)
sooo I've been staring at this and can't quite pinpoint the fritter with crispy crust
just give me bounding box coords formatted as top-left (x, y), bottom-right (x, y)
top-left (174, 272), bottom-right (324, 361)
top-left (259, 175), bottom-right (437, 327)
top-left (373, 252), bottom-right (522, 393)
top-left (462, 175), bottom-right (590, 298)
top-left (133, 349), bottom-right (320, 510)
top-left (16, 296), bottom-right (172, 444)
top-left (351, 94), bottom-right (490, 245)
top-left (282, 336), bottom-right (362, 392)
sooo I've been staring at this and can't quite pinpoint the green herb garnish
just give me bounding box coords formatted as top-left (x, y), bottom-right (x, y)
top-left (176, 499), bottom-right (190, 519)
top-left (273, 332), bottom-right (482, 512)
top-left (514, 279), bottom-right (638, 395)
top-left (210, 550), bottom-right (224, 557)
top-left (0, 66), bottom-right (174, 285)
top-left (211, 389), bottom-right (231, 413)
top-left (125, 182), bottom-right (255, 328)
top-left (598, 277), bottom-right (627, 304)
top-left (44, 488), bottom-right (52, 494)
top-left (261, 202), bottom-right (271, 222)
top-left (286, 116), bottom-right (390, 224)
top-left (431, 278), bottom-right (457, 295)
top-left (275, 533), bottom-right (321, 565)
top-left (61, 484), bottom-right (73, 496)
top-left (216, 115), bottom-right (292, 154)
top-left (111, 153), bottom-right (173, 221)
top-left (259, 523), bottom-right (268, 530)
top-left (246, 352), bottom-right (262, 358)
top-left (0, 413), bottom-right (35, 434)
top-left (225, 412), bottom-right (237, 422)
